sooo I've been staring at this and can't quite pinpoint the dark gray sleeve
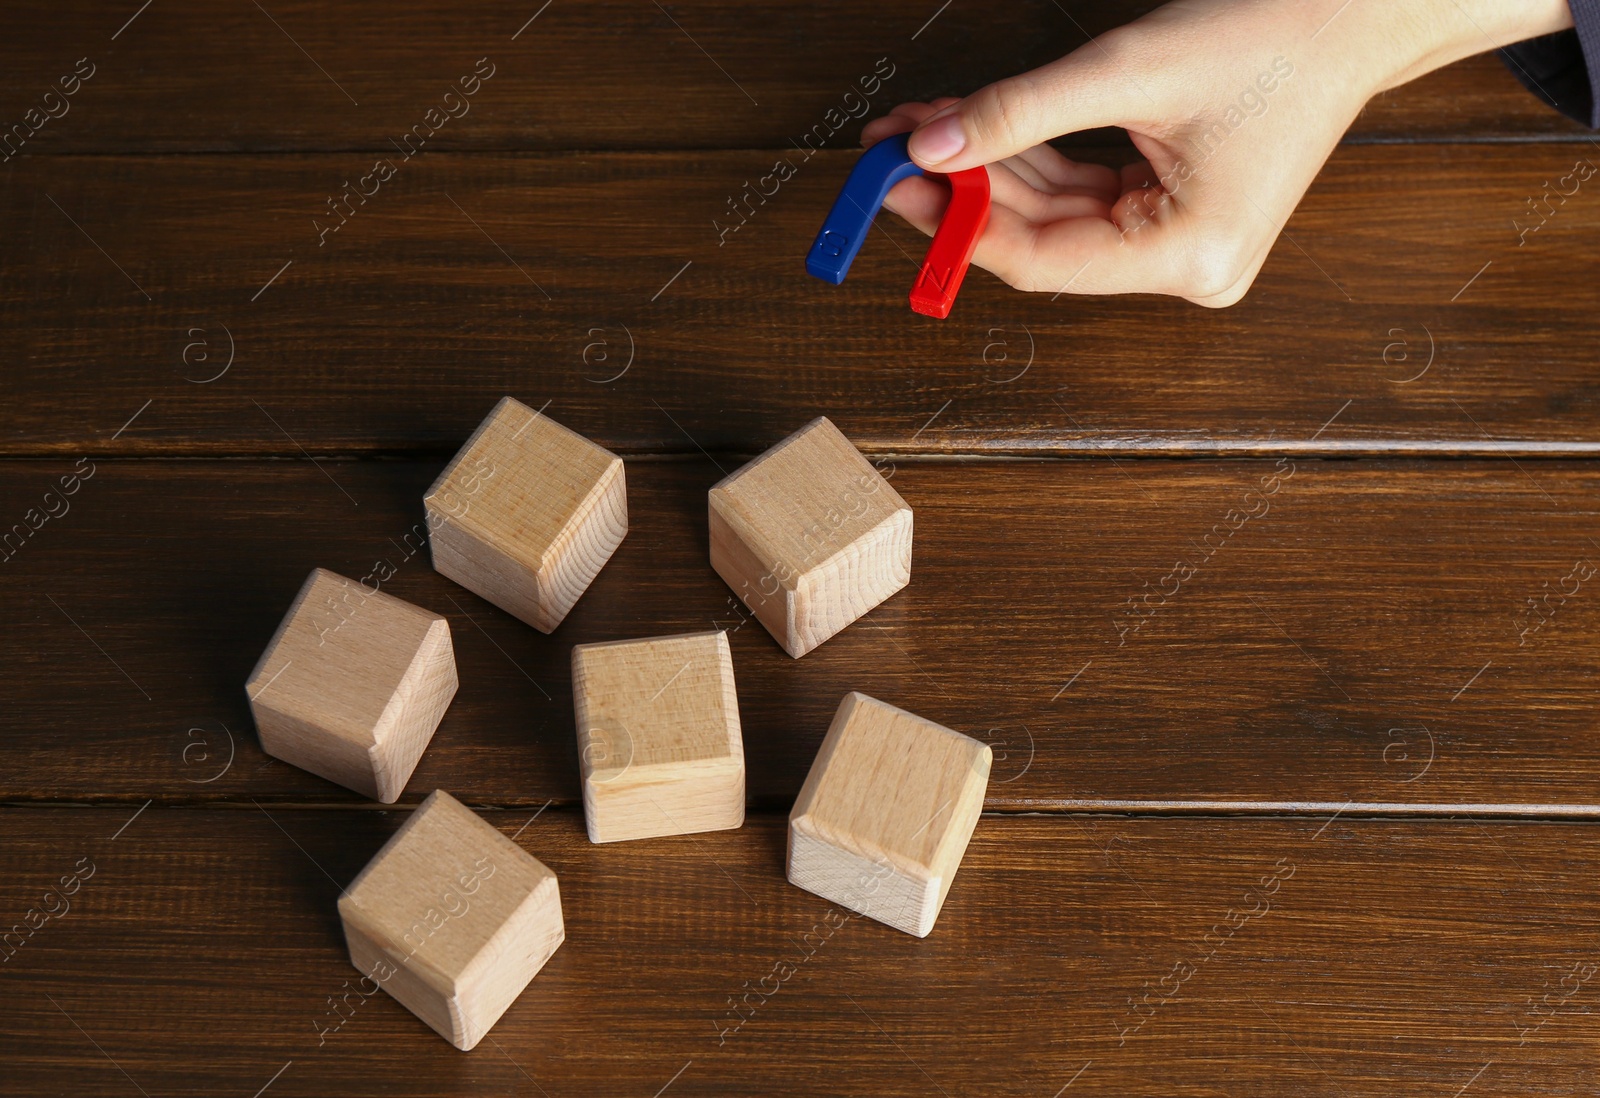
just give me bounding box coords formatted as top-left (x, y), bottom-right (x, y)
top-left (1499, 1), bottom-right (1600, 127)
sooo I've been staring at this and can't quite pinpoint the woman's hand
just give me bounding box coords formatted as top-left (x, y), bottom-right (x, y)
top-left (864, 0), bottom-right (1575, 306)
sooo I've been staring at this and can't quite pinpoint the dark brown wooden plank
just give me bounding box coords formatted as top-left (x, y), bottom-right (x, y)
top-left (4, 458), bottom-right (1600, 812)
top-left (3, 806), bottom-right (1597, 1096)
top-left (0, 3), bottom-right (1579, 156)
top-left (1360, 54), bottom-right (1594, 142)
top-left (0, 0), bottom-right (1094, 153)
top-left (5, 143), bottom-right (1600, 457)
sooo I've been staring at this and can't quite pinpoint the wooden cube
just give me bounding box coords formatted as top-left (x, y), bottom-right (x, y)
top-left (246, 568), bottom-right (457, 803)
top-left (425, 397), bottom-right (627, 633)
top-left (338, 789), bottom-right (565, 1051)
top-left (571, 630), bottom-right (744, 843)
top-left (788, 692), bottom-right (990, 937)
top-left (709, 417), bottom-right (911, 658)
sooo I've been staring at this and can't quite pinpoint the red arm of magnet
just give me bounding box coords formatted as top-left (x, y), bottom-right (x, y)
top-left (909, 166), bottom-right (991, 319)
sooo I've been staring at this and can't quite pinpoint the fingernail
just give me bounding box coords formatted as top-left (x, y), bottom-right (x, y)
top-left (909, 113), bottom-right (966, 165)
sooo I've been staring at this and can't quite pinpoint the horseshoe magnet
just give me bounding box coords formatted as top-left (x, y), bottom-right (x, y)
top-left (806, 132), bottom-right (991, 319)
top-left (909, 163), bottom-right (991, 319)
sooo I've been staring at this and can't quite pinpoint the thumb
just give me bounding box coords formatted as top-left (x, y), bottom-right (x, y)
top-left (907, 53), bottom-right (1149, 172)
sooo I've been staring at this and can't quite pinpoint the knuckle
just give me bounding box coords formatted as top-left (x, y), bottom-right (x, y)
top-left (1090, 24), bottom-right (1140, 70)
top-left (1008, 236), bottom-right (1048, 293)
top-left (1190, 280), bottom-right (1250, 308)
top-left (973, 77), bottom-right (1041, 149)
top-left (994, 256), bottom-right (1039, 293)
top-left (1012, 269), bottom-right (1046, 293)
top-left (1182, 237), bottom-right (1250, 301)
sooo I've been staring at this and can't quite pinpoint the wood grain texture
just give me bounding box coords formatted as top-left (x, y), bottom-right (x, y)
top-left (4, 457), bottom-right (1600, 813)
top-left (0, 3), bottom-right (1576, 155)
top-left (788, 692), bottom-right (990, 937)
top-left (425, 397), bottom-right (628, 633)
top-left (4, 143), bottom-right (1599, 457)
top-left (710, 417), bottom-right (912, 657)
top-left (572, 630), bottom-right (745, 843)
top-left (4, 0), bottom-right (1595, 1091)
top-left (4, 806), bottom-right (1599, 1096)
top-left (247, 567), bottom-right (458, 803)
top-left (1358, 54), bottom-right (1594, 141)
top-left (338, 790), bottom-right (565, 1051)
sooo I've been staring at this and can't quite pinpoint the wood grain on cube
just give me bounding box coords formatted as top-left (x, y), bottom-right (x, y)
top-left (425, 397), bottom-right (627, 633)
top-left (245, 568), bottom-right (457, 803)
top-left (789, 692), bottom-right (990, 937)
top-left (571, 630), bottom-right (744, 843)
top-left (337, 790), bottom-right (565, 1051)
top-left (22, 457), bottom-right (1600, 812)
top-left (14, 807), bottom-right (1600, 1096)
top-left (709, 417), bottom-right (912, 658)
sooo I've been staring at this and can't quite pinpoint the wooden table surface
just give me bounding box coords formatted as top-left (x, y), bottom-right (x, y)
top-left (4, 3), bottom-right (1600, 1095)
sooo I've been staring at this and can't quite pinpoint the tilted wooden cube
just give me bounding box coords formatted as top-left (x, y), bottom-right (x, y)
top-left (571, 630), bottom-right (744, 843)
top-left (709, 417), bottom-right (911, 658)
top-left (425, 396), bottom-right (627, 633)
top-left (246, 568), bottom-right (457, 803)
top-left (338, 789), bottom-right (565, 1051)
top-left (788, 692), bottom-right (990, 937)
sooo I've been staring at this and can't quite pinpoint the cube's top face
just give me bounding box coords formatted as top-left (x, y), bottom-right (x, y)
top-left (424, 397), bottom-right (622, 569)
top-left (571, 631), bottom-right (742, 781)
top-left (338, 790), bottom-right (557, 996)
top-left (791, 693), bottom-right (991, 878)
top-left (246, 568), bottom-right (445, 748)
top-left (708, 417), bottom-right (908, 591)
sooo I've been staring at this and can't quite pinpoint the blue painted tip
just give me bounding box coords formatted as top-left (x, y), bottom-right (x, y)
top-left (806, 133), bottom-right (925, 285)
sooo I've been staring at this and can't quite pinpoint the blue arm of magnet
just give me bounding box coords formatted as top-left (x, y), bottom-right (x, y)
top-left (806, 132), bottom-right (925, 285)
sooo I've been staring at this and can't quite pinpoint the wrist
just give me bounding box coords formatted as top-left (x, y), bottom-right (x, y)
top-left (1362, 0), bottom-right (1575, 93)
